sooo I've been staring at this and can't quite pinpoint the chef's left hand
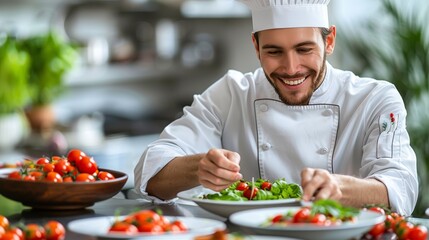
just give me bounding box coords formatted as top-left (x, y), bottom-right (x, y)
top-left (300, 168), bottom-right (342, 202)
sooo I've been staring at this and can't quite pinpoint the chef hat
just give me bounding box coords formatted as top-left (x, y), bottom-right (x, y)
top-left (239, 0), bottom-right (331, 32)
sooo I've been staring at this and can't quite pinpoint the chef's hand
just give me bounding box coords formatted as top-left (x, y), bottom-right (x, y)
top-left (198, 148), bottom-right (242, 192)
top-left (300, 168), bottom-right (342, 202)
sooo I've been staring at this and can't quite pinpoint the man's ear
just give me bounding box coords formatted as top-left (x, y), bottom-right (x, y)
top-left (326, 25), bottom-right (336, 55)
top-left (251, 33), bottom-right (261, 60)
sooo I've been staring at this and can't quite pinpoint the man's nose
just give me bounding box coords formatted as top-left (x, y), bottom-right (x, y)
top-left (281, 53), bottom-right (300, 75)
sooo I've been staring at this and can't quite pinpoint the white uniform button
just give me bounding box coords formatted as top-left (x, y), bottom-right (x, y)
top-left (259, 104), bottom-right (269, 112)
top-left (322, 109), bottom-right (334, 116)
top-left (261, 143), bottom-right (272, 151)
top-left (318, 147), bottom-right (329, 154)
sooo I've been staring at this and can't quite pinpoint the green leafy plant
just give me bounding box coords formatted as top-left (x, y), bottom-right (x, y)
top-left (338, 0), bottom-right (429, 217)
top-left (20, 31), bottom-right (78, 107)
top-left (0, 35), bottom-right (30, 115)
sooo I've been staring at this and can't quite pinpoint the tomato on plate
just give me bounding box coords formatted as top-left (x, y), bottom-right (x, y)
top-left (293, 207), bottom-right (311, 223)
top-left (260, 181), bottom-right (272, 190)
top-left (408, 225), bottom-right (428, 240)
top-left (243, 187), bottom-right (258, 200)
top-left (235, 182), bottom-right (248, 191)
top-left (109, 222), bottom-right (139, 234)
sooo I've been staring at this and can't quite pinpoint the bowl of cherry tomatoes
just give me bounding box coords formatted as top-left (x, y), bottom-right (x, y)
top-left (0, 149), bottom-right (127, 210)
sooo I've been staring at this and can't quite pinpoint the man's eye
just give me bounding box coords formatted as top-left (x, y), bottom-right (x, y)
top-left (267, 50), bottom-right (281, 55)
top-left (297, 48), bottom-right (312, 53)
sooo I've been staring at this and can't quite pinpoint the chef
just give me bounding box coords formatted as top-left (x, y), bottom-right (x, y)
top-left (134, 0), bottom-right (418, 215)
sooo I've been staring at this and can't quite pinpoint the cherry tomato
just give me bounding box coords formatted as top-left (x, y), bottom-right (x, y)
top-left (54, 159), bottom-right (70, 176)
top-left (309, 213), bottom-right (327, 225)
top-left (7, 227), bottom-right (24, 240)
top-left (271, 214), bottom-right (284, 223)
top-left (24, 223), bottom-right (46, 240)
top-left (29, 171), bottom-right (44, 180)
top-left (235, 182), bottom-right (248, 191)
top-left (170, 220), bottom-right (187, 231)
top-left (75, 173), bottom-right (96, 182)
top-left (0, 225), bottom-right (5, 237)
top-left (23, 175), bottom-right (36, 181)
top-left (45, 172), bottom-right (63, 183)
top-left (67, 149), bottom-right (86, 166)
top-left (8, 171), bottom-right (22, 180)
top-left (368, 222), bottom-right (386, 238)
top-left (36, 158), bottom-right (50, 165)
top-left (44, 220), bottom-right (66, 240)
top-left (0, 215), bottom-right (9, 229)
top-left (43, 163), bottom-right (55, 173)
top-left (97, 171), bottom-right (115, 181)
top-left (77, 156), bottom-right (98, 175)
top-left (408, 225), bottom-right (428, 240)
top-left (63, 176), bottom-right (73, 182)
top-left (369, 206), bottom-right (386, 216)
top-left (396, 220), bottom-right (414, 240)
top-left (108, 221), bottom-right (139, 234)
top-left (132, 210), bottom-right (162, 225)
top-left (293, 207), bottom-right (311, 223)
top-left (0, 231), bottom-right (22, 240)
top-left (260, 181), bottom-right (272, 190)
top-left (137, 222), bottom-right (164, 233)
top-left (243, 187), bottom-right (259, 200)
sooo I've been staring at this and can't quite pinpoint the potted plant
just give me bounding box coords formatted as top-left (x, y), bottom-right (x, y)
top-left (338, 0), bottom-right (429, 217)
top-left (21, 31), bottom-right (78, 133)
top-left (0, 34), bottom-right (31, 150)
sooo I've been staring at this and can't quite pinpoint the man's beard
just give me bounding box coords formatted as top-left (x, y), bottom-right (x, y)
top-left (265, 55), bottom-right (327, 105)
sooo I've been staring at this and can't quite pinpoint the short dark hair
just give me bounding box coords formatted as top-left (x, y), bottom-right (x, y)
top-left (253, 27), bottom-right (332, 46)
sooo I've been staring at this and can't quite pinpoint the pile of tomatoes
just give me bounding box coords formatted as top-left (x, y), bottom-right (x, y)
top-left (0, 215), bottom-right (65, 240)
top-left (108, 209), bottom-right (188, 235)
top-left (7, 149), bottom-right (116, 183)
top-left (363, 207), bottom-right (428, 240)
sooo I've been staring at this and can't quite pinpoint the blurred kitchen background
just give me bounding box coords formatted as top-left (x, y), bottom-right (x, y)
top-left (0, 0), bottom-right (428, 216)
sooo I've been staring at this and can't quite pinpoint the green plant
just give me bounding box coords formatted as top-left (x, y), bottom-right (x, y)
top-left (20, 31), bottom-right (78, 106)
top-left (338, 0), bottom-right (429, 217)
top-left (0, 34), bottom-right (30, 115)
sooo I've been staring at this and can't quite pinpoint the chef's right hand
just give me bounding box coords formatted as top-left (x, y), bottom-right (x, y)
top-left (198, 148), bottom-right (242, 192)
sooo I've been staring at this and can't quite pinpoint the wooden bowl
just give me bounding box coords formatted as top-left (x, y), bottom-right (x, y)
top-left (0, 168), bottom-right (127, 210)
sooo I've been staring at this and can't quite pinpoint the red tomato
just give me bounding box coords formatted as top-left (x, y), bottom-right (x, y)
top-left (54, 159), bottom-right (70, 176)
top-left (0, 215), bottom-right (9, 229)
top-left (75, 173), bottom-right (96, 182)
top-left (132, 210), bottom-right (162, 225)
top-left (45, 172), bottom-right (63, 183)
top-left (243, 187), bottom-right (259, 200)
top-left (235, 182), bottom-right (248, 191)
top-left (260, 181), bottom-right (272, 190)
top-left (368, 222), bottom-right (386, 238)
top-left (43, 163), bottom-right (55, 173)
top-left (23, 175), bottom-right (36, 181)
top-left (408, 225), bottom-right (428, 240)
top-left (108, 222), bottom-right (139, 234)
top-left (63, 176), bottom-right (73, 182)
top-left (29, 171), bottom-right (44, 180)
top-left (24, 223), bottom-right (46, 240)
top-left (0, 231), bottom-right (22, 240)
top-left (369, 207), bottom-right (386, 216)
top-left (44, 221), bottom-right (66, 240)
top-left (137, 222), bottom-right (164, 233)
top-left (170, 220), bottom-right (187, 231)
top-left (77, 156), bottom-right (98, 175)
top-left (97, 171), bottom-right (115, 180)
top-left (309, 213), bottom-right (327, 225)
top-left (66, 149), bottom-right (86, 166)
top-left (8, 171), bottom-right (22, 180)
top-left (36, 158), bottom-right (50, 165)
top-left (396, 220), bottom-right (414, 240)
top-left (0, 225), bottom-right (5, 237)
top-left (293, 207), bottom-right (311, 223)
top-left (7, 227), bottom-right (23, 240)
top-left (271, 214), bottom-right (284, 223)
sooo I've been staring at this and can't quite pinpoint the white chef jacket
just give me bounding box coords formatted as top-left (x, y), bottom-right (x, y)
top-left (134, 62), bottom-right (418, 215)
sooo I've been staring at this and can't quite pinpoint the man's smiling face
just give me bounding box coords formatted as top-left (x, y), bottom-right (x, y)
top-left (253, 27), bottom-right (335, 105)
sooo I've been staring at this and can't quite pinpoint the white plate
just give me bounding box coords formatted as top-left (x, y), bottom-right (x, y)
top-left (68, 215), bottom-right (226, 240)
top-left (177, 186), bottom-right (301, 218)
top-left (229, 206), bottom-right (385, 240)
